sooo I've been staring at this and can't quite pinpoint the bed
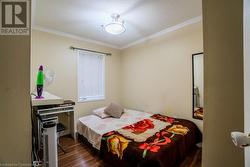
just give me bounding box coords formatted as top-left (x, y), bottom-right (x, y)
top-left (77, 109), bottom-right (201, 167)
top-left (77, 109), bottom-right (152, 150)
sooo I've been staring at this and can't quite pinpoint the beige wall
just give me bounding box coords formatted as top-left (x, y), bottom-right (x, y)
top-left (0, 35), bottom-right (31, 163)
top-left (32, 23), bottom-right (203, 132)
top-left (0, 0), bottom-right (31, 164)
top-left (202, 0), bottom-right (244, 166)
top-left (31, 30), bottom-right (122, 122)
top-left (121, 22), bottom-right (203, 131)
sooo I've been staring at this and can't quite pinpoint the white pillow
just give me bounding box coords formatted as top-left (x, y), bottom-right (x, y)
top-left (92, 107), bottom-right (111, 119)
top-left (104, 102), bottom-right (124, 118)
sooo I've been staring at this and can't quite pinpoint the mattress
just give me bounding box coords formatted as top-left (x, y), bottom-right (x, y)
top-left (77, 109), bottom-right (152, 150)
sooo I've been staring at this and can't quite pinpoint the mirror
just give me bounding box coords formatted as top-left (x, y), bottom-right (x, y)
top-left (192, 53), bottom-right (204, 120)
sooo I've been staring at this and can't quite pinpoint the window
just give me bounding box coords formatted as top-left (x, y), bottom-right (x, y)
top-left (78, 50), bottom-right (105, 102)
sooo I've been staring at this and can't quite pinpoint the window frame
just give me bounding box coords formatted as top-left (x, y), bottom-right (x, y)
top-left (77, 50), bottom-right (106, 103)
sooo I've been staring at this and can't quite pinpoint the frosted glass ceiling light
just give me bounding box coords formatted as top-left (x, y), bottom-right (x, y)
top-left (104, 14), bottom-right (125, 35)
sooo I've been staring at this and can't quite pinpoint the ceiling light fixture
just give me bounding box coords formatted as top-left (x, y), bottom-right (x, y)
top-left (103, 13), bottom-right (125, 35)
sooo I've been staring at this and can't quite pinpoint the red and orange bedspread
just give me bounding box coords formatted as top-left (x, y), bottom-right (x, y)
top-left (100, 114), bottom-right (201, 167)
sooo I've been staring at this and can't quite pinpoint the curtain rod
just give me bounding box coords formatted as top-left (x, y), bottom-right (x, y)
top-left (70, 46), bottom-right (112, 56)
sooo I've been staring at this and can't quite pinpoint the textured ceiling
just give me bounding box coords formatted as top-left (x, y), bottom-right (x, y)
top-left (33, 0), bottom-right (202, 48)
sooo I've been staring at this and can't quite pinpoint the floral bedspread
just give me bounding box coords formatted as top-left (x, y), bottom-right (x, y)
top-left (100, 114), bottom-right (201, 167)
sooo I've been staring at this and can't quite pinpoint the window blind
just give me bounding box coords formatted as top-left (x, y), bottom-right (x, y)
top-left (78, 50), bottom-right (105, 102)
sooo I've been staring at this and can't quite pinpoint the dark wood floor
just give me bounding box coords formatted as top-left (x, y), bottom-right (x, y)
top-left (58, 136), bottom-right (202, 167)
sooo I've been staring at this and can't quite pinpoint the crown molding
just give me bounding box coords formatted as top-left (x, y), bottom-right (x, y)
top-left (32, 16), bottom-right (202, 50)
top-left (32, 26), bottom-right (121, 49)
top-left (121, 16), bottom-right (202, 49)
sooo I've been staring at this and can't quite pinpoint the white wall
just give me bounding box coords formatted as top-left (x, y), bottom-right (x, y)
top-left (244, 0), bottom-right (250, 166)
top-left (121, 22), bottom-right (203, 131)
top-left (31, 30), bottom-right (122, 123)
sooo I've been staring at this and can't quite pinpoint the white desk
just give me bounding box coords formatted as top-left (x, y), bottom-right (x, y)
top-left (32, 101), bottom-right (76, 155)
top-left (36, 102), bottom-right (75, 139)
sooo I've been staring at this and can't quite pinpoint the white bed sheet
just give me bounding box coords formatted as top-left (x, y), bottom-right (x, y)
top-left (77, 109), bottom-right (152, 150)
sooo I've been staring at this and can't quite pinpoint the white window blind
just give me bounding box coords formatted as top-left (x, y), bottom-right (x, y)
top-left (78, 50), bottom-right (105, 102)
